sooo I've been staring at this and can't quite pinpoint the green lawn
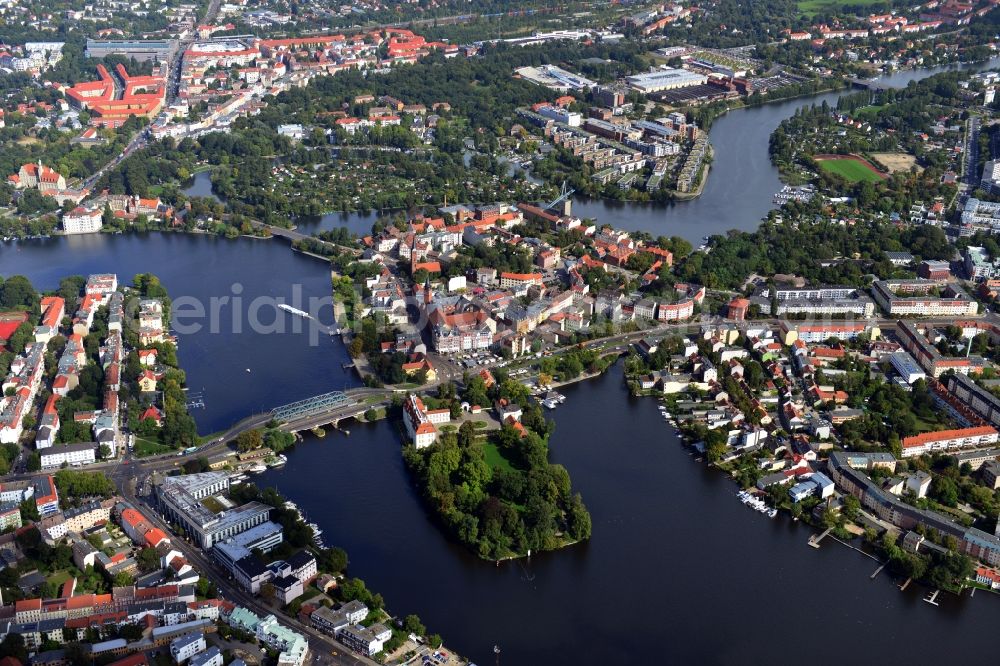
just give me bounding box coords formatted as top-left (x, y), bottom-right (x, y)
top-left (797, 0), bottom-right (883, 14)
top-left (47, 570), bottom-right (72, 588)
top-left (853, 105), bottom-right (885, 119)
top-left (483, 442), bottom-right (515, 473)
top-left (200, 496), bottom-right (226, 514)
top-left (818, 158), bottom-right (884, 183)
top-left (133, 437), bottom-right (174, 457)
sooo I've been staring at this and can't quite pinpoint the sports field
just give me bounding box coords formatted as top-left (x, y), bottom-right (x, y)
top-left (814, 154), bottom-right (887, 183)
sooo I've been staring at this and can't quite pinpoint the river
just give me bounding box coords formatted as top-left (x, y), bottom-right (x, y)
top-left (258, 366), bottom-right (1000, 665)
top-left (182, 58), bottom-right (1000, 244)
top-left (570, 57), bottom-right (1000, 240)
top-left (5, 57), bottom-right (1000, 665)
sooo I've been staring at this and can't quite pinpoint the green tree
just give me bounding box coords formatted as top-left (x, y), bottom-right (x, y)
top-left (235, 429), bottom-right (264, 452)
top-left (0, 275), bottom-right (36, 309)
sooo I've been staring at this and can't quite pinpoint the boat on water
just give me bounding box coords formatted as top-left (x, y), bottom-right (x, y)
top-left (248, 463), bottom-right (267, 473)
top-left (267, 454), bottom-right (288, 467)
top-left (277, 303), bottom-right (309, 318)
top-left (542, 398), bottom-right (558, 409)
top-left (738, 490), bottom-right (774, 515)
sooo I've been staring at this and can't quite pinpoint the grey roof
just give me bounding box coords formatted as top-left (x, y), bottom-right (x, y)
top-left (272, 575), bottom-right (299, 591)
top-left (170, 632), bottom-right (204, 650)
top-left (189, 646), bottom-right (222, 666)
top-left (235, 554), bottom-right (267, 578)
top-left (285, 549), bottom-right (315, 570)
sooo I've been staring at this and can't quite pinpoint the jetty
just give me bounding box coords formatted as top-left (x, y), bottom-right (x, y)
top-left (808, 528), bottom-right (831, 549)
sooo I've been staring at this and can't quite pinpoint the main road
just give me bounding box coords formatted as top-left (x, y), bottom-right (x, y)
top-left (117, 478), bottom-right (376, 666)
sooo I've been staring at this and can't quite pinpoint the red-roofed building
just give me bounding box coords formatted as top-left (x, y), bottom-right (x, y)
top-left (901, 426), bottom-right (999, 457)
top-left (9, 162), bottom-right (66, 191)
top-left (35, 476), bottom-right (59, 516)
top-left (64, 65), bottom-right (165, 128)
top-left (727, 298), bottom-right (750, 321)
top-left (143, 527), bottom-right (169, 548)
top-left (140, 406), bottom-right (162, 427)
top-left (499, 272), bottom-right (544, 288)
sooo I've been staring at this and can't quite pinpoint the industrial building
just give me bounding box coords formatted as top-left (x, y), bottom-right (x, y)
top-left (625, 68), bottom-right (707, 93)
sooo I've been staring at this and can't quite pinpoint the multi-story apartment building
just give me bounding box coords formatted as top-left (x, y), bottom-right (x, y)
top-left (872, 279), bottom-right (978, 317)
top-left (901, 426), bottom-right (999, 457)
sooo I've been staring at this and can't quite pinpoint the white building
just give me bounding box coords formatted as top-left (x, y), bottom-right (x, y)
top-left (889, 351), bottom-right (926, 385)
top-left (906, 471), bottom-right (932, 498)
top-left (62, 206), bottom-right (103, 234)
top-left (39, 442), bottom-right (96, 468)
top-left (625, 67), bottom-right (707, 93)
top-left (170, 633), bottom-right (206, 663)
top-left (338, 623), bottom-right (392, 657)
top-left (536, 104), bottom-right (581, 126)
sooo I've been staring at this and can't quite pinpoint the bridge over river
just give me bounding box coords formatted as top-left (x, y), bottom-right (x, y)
top-left (269, 387), bottom-right (394, 433)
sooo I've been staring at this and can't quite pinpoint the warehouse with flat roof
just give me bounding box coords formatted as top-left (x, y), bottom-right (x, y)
top-left (85, 39), bottom-right (177, 62)
top-left (626, 68), bottom-right (707, 93)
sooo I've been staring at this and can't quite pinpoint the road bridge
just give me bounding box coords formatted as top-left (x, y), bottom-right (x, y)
top-left (270, 388), bottom-right (392, 432)
top-left (256, 223), bottom-right (362, 257)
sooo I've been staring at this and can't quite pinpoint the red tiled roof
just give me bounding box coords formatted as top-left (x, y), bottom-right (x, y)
top-left (902, 426), bottom-right (998, 449)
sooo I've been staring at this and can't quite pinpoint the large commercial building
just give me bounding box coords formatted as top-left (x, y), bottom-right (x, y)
top-left (515, 65), bottom-right (596, 91)
top-left (85, 39), bottom-right (176, 62)
top-left (155, 472), bottom-right (271, 549)
top-left (626, 68), bottom-right (707, 93)
top-left (212, 521), bottom-right (284, 572)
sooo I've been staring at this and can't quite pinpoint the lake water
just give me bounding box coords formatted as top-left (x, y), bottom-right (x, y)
top-left (0, 233), bottom-right (357, 434)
